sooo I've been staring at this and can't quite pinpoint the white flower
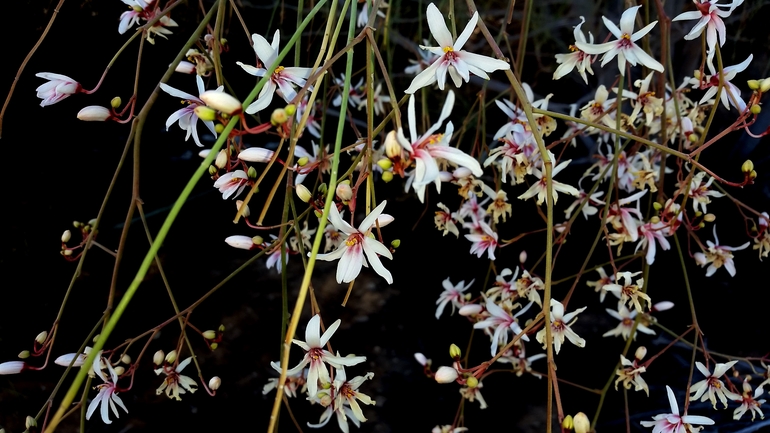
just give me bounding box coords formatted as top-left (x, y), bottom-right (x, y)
top-left (690, 54), bottom-right (753, 111)
top-left (35, 73), bottom-right (80, 106)
top-left (575, 5), bottom-right (664, 76)
top-left (693, 225), bottom-right (750, 276)
top-left (553, 16), bottom-right (595, 83)
top-left (603, 303), bottom-right (655, 340)
top-left (641, 385), bottom-right (715, 432)
top-left (154, 356), bottom-right (198, 401)
top-left (535, 299), bottom-right (586, 354)
top-left (474, 299), bottom-right (531, 356)
top-left (159, 75), bottom-right (220, 147)
top-left (213, 170), bottom-right (249, 200)
top-left (237, 30), bottom-right (313, 113)
top-left (436, 278), bottom-right (473, 319)
top-left (315, 201), bottom-right (394, 284)
top-left (404, 3), bottom-right (510, 93)
top-left (273, 315), bottom-right (365, 398)
top-left (689, 360), bottom-right (741, 409)
top-left (87, 354), bottom-right (129, 424)
top-left (332, 367), bottom-right (375, 424)
top-left (673, 0), bottom-right (744, 70)
top-left (517, 154), bottom-right (579, 205)
top-left (734, 379), bottom-right (766, 421)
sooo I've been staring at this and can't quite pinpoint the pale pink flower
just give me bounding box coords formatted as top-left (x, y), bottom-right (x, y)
top-left (35, 73), bottom-right (81, 106)
top-left (87, 354), bottom-right (128, 424)
top-left (404, 3), bottom-right (510, 93)
top-left (474, 298), bottom-right (531, 356)
top-left (636, 220), bottom-right (672, 265)
top-left (553, 16), bottom-right (595, 83)
top-left (690, 54), bottom-right (753, 111)
top-left (237, 30), bottom-right (313, 114)
top-left (641, 385), bottom-right (715, 432)
top-left (0, 361), bottom-right (26, 375)
top-left (464, 221), bottom-right (498, 260)
top-left (575, 5), bottom-right (664, 76)
top-left (436, 278), bottom-right (473, 319)
top-left (213, 170), bottom-right (249, 200)
top-left (315, 201), bottom-right (393, 284)
top-left (159, 75), bottom-right (220, 147)
top-left (535, 299), bottom-right (586, 354)
top-left (673, 0), bottom-right (744, 69)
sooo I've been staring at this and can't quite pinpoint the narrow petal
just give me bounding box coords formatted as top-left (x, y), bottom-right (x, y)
top-left (362, 239), bottom-right (394, 284)
top-left (459, 51), bottom-right (510, 73)
top-left (454, 11), bottom-right (479, 51)
top-left (426, 3), bottom-right (454, 48)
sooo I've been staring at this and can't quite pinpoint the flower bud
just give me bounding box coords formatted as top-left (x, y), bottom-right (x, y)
top-left (252, 235), bottom-right (264, 245)
top-left (175, 60), bottom-right (196, 74)
top-left (113, 366), bottom-right (125, 376)
top-left (247, 166), bottom-right (258, 179)
top-left (284, 104), bottom-right (296, 116)
top-left (336, 182), bottom-right (353, 202)
top-left (121, 354), bottom-right (132, 364)
top-left (749, 170), bottom-right (757, 180)
top-left (200, 90), bottom-right (242, 115)
top-left (93, 334), bottom-right (100, 343)
top-left (208, 165), bottom-right (218, 176)
top-left (225, 235), bottom-right (255, 250)
top-left (377, 158), bottom-right (393, 171)
top-left (414, 352), bottom-right (429, 366)
top-left (519, 251), bottom-right (527, 263)
top-left (110, 96), bottom-right (122, 108)
top-left (215, 150), bottom-right (228, 169)
top-left (635, 346), bottom-right (647, 361)
top-left (573, 412), bottom-right (590, 433)
top-left (297, 156), bottom-right (310, 167)
top-left (35, 331), bottom-right (48, 344)
top-left (750, 104), bottom-right (761, 115)
top-left (18, 350), bottom-right (30, 359)
top-left (458, 304), bottom-right (483, 316)
top-left (194, 105), bottom-right (218, 122)
top-left (650, 216), bottom-right (660, 224)
top-left (314, 209), bottom-right (323, 218)
top-left (61, 230), bottom-right (71, 243)
top-left (698, 222), bottom-right (706, 229)
top-left (319, 392), bottom-right (333, 406)
top-left (26, 416), bottom-right (37, 429)
top-left (165, 350), bottom-right (177, 364)
top-left (390, 239), bottom-right (401, 249)
top-left (239, 147), bottom-right (275, 163)
top-left (218, 324), bottom-right (226, 332)
top-left (209, 376), bottom-right (221, 390)
top-left (381, 171), bottom-right (394, 183)
top-left (742, 160), bottom-right (754, 173)
top-left (761, 77), bottom-right (770, 93)
top-left (465, 376), bottom-right (479, 388)
top-left (77, 105), bottom-right (112, 121)
top-left (747, 79), bottom-right (761, 90)
top-left (199, 149), bottom-right (211, 158)
top-left (271, 108), bottom-right (289, 126)
top-left (0, 361), bottom-right (26, 375)
top-left (652, 202), bottom-right (662, 211)
top-left (688, 133), bottom-right (699, 143)
top-left (296, 184), bottom-right (312, 202)
top-left (236, 200), bottom-right (251, 217)
top-left (652, 301), bottom-right (674, 312)
top-left (153, 350), bottom-right (165, 365)
top-left (703, 213), bottom-right (715, 222)
top-left (210, 342), bottom-right (219, 350)
top-left (384, 130), bottom-right (402, 159)
top-left (449, 344), bottom-right (462, 359)
top-left (562, 414), bottom-right (574, 430)
top-left (215, 123), bottom-right (225, 133)
top-left (453, 167), bottom-right (472, 179)
top-left (434, 366), bottom-right (459, 383)
top-left (203, 330), bottom-right (217, 340)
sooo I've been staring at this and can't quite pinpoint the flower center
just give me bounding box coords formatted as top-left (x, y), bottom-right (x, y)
top-left (619, 34), bottom-right (632, 48)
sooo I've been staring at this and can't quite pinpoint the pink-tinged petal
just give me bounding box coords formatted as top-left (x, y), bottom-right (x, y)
top-left (631, 20), bottom-right (658, 41)
top-left (164, 107), bottom-right (190, 130)
top-left (575, 40), bottom-right (616, 55)
top-left (426, 3), bottom-right (454, 48)
top-left (359, 200), bottom-right (389, 232)
top-left (454, 11), bottom-right (478, 51)
top-left (362, 238), bottom-right (393, 284)
top-left (714, 17), bottom-right (726, 47)
top-left (252, 32), bottom-right (277, 65)
top-left (337, 243), bottom-right (364, 283)
top-left (404, 60), bottom-right (440, 94)
top-left (275, 78), bottom-right (298, 103)
top-left (86, 390), bottom-right (102, 420)
top-left (100, 389), bottom-right (112, 423)
top-left (319, 318), bottom-right (341, 347)
top-left (619, 6), bottom-right (641, 35)
top-left (459, 51), bottom-right (510, 73)
top-left (159, 83), bottom-right (198, 101)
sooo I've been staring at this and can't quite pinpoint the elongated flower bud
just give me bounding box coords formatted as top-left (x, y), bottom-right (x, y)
top-left (77, 106), bottom-right (112, 121)
top-left (209, 376), bottom-right (221, 390)
top-left (434, 366), bottom-right (458, 383)
top-left (239, 147), bottom-right (275, 163)
top-left (200, 91), bottom-right (242, 115)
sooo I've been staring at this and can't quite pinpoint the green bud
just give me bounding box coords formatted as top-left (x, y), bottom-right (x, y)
top-left (18, 350), bottom-right (30, 359)
top-left (562, 414), bottom-right (574, 430)
top-left (218, 324), bottom-right (226, 332)
top-left (208, 165), bottom-right (218, 176)
top-left (252, 236), bottom-right (264, 245)
top-left (390, 239), bottom-right (401, 249)
top-left (215, 123), bottom-right (225, 134)
top-left (760, 77), bottom-right (770, 93)
top-left (203, 330), bottom-right (217, 340)
top-left (165, 350), bottom-right (177, 364)
top-left (650, 216), bottom-right (660, 224)
top-left (284, 104), bottom-right (297, 116)
top-left (750, 104), bottom-right (761, 115)
top-left (377, 158), bottom-right (393, 171)
top-left (703, 213), bottom-right (716, 222)
top-left (318, 183), bottom-right (328, 194)
top-left (110, 96), bottom-right (122, 108)
top-left (449, 343), bottom-right (462, 358)
top-left (465, 376), bottom-right (479, 388)
top-left (194, 105), bottom-right (217, 122)
top-left (35, 331), bottom-right (48, 344)
top-left (247, 166), bottom-right (258, 179)
top-left (210, 342), bottom-right (218, 350)
top-left (270, 108), bottom-right (289, 126)
top-left (297, 156), bottom-right (309, 166)
top-left (381, 171), bottom-right (394, 183)
top-left (742, 160), bottom-right (754, 173)
top-left (747, 79), bottom-right (761, 90)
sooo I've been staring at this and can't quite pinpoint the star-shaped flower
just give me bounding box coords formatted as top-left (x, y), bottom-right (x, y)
top-left (641, 385), bottom-right (715, 432)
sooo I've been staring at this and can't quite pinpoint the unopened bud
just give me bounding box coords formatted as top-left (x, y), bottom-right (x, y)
top-left (236, 200), bottom-right (251, 217)
top-left (225, 235), bottom-right (255, 250)
top-left (519, 251), bottom-right (527, 263)
top-left (465, 376), bottom-right (479, 388)
top-left (449, 344), bottom-right (462, 358)
top-left (92, 334), bottom-right (100, 343)
top-left (742, 160), bottom-right (754, 173)
top-left (194, 105), bottom-right (217, 122)
top-left (297, 156), bottom-right (309, 166)
top-left (459, 304), bottom-right (483, 316)
top-left (175, 60), bottom-right (196, 74)
top-left (747, 79), bottom-right (761, 90)
top-left (215, 150), bottom-right (228, 169)
top-left (218, 324), bottom-right (225, 332)
top-left (319, 392), bottom-right (333, 406)
top-left (209, 376), bottom-right (221, 390)
top-left (761, 77), bottom-right (770, 93)
top-left (414, 352), bottom-right (429, 366)
top-left (698, 222), bottom-right (706, 229)
top-left (121, 354), bottom-right (132, 364)
top-left (110, 97), bottom-right (122, 108)
top-left (165, 350), bottom-right (177, 364)
top-left (26, 416), bottom-right (37, 429)
top-left (750, 104), bottom-right (761, 115)
top-left (210, 342), bottom-right (219, 350)
top-left (749, 170), bottom-right (757, 180)
top-left (377, 158), bottom-right (393, 171)
top-left (318, 183), bottom-right (328, 194)
top-left (62, 249), bottom-right (73, 256)
top-left (688, 133), bottom-right (699, 143)
top-left (435, 366), bottom-right (459, 383)
top-left (453, 167), bottom-right (472, 179)
top-left (77, 105), bottom-right (112, 121)
top-left (208, 165), bottom-right (218, 176)
top-left (153, 350), bottom-right (165, 365)
top-left (573, 412), bottom-right (590, 433)
top-left (384, 130), bottom-right (402, 159)
top-left (284, 104), bottom-right (296, 116)
top-left (635, 346), bottom-right (647, 361)
top-left (203, 330), bottom-right (217, 340)
top-left (562, 414), bottom-right (574, 430)
top-left (314, 209), bottom-right (323, 218)
top-left (18, 350), bottom-right (30, 359)
top-left (113, 365), bottom-right (125, 376)
top-left (703, 213), bottom-right (715, 222)
top-left (215, 123), bottom-right (225, 134)
top-left (652, 202), bottom-right (663, 211)
top-left (199, 90), bottom-right (242, 115)
top-left (252, 235), bottom-right (264, 245)
top-left (270, 108), bottom-right (289, 126)
top-left (239, 147), bottom-right (275, 163)
top-left (650, 216), bottom-right (661, 224)
top-left (381, 171), bottom-right (394, 183)
top-left (390, 239), bottom-right (401, 249)
top-left (0, 361), bottom-right (26, 375)
top-left (296, 184), bottom-right (312, 202)
top-left (61, 230), bottom-right (71, 243)
top-left (336, 182), bottom-right (353, 202)
top-left (35, 331), bottom-right (48, 344)
top-left (247, 166), bottom-right (258, 179)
